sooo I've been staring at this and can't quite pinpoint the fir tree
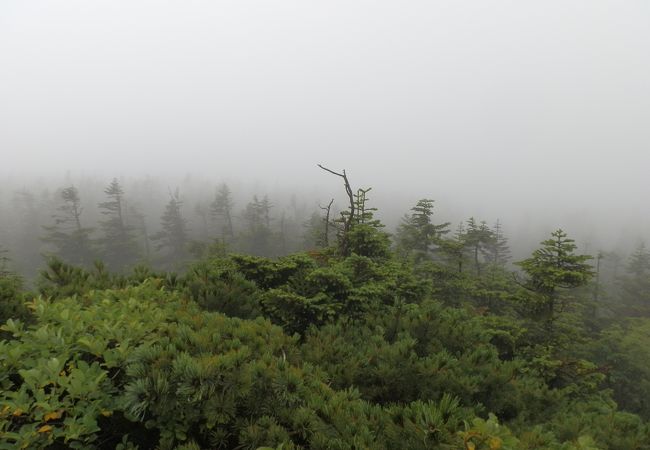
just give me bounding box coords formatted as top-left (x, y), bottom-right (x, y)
top-left (210, 183), bottom-right (235, 242)
top-left (617, 242), bottom-right (650, 316)
top-left (486, 219), bottom-right (511, 267)
top-left (517, 229), bottom-right (593, 320)
top-left (151, 189), bottom-right (188, 264)
top-left (97, 178), bottom-right (139, 270)
top-left (396, 199), bottom-right (450, 261)
top-left (241, 195), bottom-right (274, 256)
top-left (42, 186), bottom-right (95, 267)
top-left (462, 217), bottom-right (494, 275)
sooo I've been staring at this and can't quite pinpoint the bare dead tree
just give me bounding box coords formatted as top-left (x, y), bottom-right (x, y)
top-left (317, 164), bottom-right (355, 255)
top-left (318, 198), bottom-right (334, 246)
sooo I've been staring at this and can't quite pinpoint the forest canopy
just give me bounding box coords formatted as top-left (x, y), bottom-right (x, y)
top-left (1, 171), bottom-right (650, 450)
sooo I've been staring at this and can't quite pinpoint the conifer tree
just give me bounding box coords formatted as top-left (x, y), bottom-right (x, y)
top-left (617, 242), bottom-right (650, 316)
top-left (210, 183), bottom-right (235, 242)
top-left (396, 199), bottom-right (450, 261)
top-left (97, 178), bottom-right (139, 270)
top-left (462, 217), bottom-right (494, 275)
top-left (353, 188), bottom-right (381, 227)
top-left (241, 195), bottom-right (273, 256)
top-left (0, 246), bottom-right (11, 277)
top-left (151, 189), bottom-right (188, 264)
top-left (11, 189), bottom-right (43, 277)
top-left (42, 186), bottom-right (95, 267)
top-left (517, 229), bottom-right (593, 320)
top-left (626, 242), bottom-right (650, 277)
top-left (486, 219), bottom-right (511, 267)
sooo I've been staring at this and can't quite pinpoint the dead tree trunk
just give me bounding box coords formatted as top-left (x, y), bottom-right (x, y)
top-left (319, 198), bottom-right (334, 246)
top-left (317, 164), bottom-right (355, 255)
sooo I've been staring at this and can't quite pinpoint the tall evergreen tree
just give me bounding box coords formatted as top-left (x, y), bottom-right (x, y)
top-left (42, 186), bottom-right (95, 267)
top-left (462, 217), bottom-right (494, 275)
top-left (210, 183), bottom-right (235, 242)
top-left (617, 242), bottom-right (650, 316)
top-left (151, 190), bottom-right (188, 264)
top-left (396, 199), bottom-right (450, 261)
top-left (97, 178), bottom-right (139, 270)
top-left (486, 219), bottom-right (511, 267)
top-left (517, 229), bottom-right (593, 321)
top-left (241, 195), bottom-right (273, 256)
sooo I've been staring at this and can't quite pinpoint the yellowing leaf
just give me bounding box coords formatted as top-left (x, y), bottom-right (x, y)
top-left (12, 408), bottom-right (24, 417)
top-left (489, 437), bottom-right (502, 450)
top-left (467, 442), bottom-right (476, 450)
top-left (44, 410), bottom-right (63, 422)
top-left (38, 425), bottom-right (53, 433)
top-left (100, 410), bottom-right (113, 417)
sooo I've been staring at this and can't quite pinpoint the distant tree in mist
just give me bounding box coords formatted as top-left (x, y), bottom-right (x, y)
top-left (41, 186), bottom-right (95, 267)
top-left (10, 189), bottom-right (44, 276)
top-left (486, 219), bottom-right (511, 267)
top-left (617, 242), bottom-right (650, 316)
top-left (395, 199), bottom-right (450, 261)
top-left (241, 195), bottom-right (273, 256)
top-left (210, 183), bottom-right (235, 243)
top-left (151, 189), bottom-right (188, 265)
top-left (462, 217), bottom-right (494, 276)
top-left (0, 246), bottom-right (11, 277)
top-left (97, 178), bottom-right (140, 270)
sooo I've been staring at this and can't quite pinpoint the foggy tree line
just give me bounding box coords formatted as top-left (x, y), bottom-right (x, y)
top-left (0, 174), bottom-right (647, 302)
top-left (4, 170), bottom-right (650, 448)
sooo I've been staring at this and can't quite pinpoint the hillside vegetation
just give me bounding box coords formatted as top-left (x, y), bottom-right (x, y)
top-left (2, 193), bottom-right (650, 450)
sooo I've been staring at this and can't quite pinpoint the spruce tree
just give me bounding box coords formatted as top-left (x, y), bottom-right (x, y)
top-left (486, 219), bottom-right (511, 267)
top-left (151, 190), bottom-right (188, 264)
top-left (97, 178), bottom-right (139, 270)
top-left (396, 199), bottom-right (450, 261)
top-left (617, 242), bottom-right (650, 316)
top-left (42, 186), bottom-right (95, 267)
top-left (517, 229), bottom-right (593, 320)
top-left (210, 183), bottom-right (235, 242)
top-left (462, 217), bottom-right (494, 275)
top-left (241, 195), bottom-right (273, 256)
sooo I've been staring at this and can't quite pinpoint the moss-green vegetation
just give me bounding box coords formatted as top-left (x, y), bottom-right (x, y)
top-left (2, 203), bottom-right (650, 449)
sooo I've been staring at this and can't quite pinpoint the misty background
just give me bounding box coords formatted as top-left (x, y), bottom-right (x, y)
top-left (1, 1), bottom-right (649, 278)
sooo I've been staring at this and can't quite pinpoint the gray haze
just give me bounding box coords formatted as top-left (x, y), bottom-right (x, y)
top-left (1, 1), bottom-right (650, 251)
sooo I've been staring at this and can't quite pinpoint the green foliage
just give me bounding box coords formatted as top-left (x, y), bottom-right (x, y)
top-left (0, 275), bottom-right (30, 327)
top-left (395, 199), bottom-right (450, 261)
top-left (517, 230), bottom-right (593, 320)
top-left (588, 318), bottom-right (650, 419)
top-left (4, 218), bottom-right (650, 450)
top-left (615, 242), bottom-right (650, 317)
top-left (97, 178), bottom-right (140, 271)
top-left (151, 190), bottom-right (188, 266)
top-left (346, 223), bottom-right (392, 259)
top-left (183, 258), bottom-right (261, 319)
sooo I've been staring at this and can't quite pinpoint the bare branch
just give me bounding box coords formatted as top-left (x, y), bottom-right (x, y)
top-left (317, 164), bottom-right (345, 178)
